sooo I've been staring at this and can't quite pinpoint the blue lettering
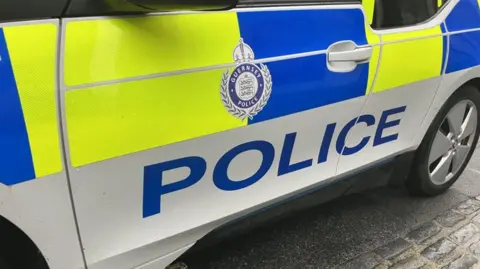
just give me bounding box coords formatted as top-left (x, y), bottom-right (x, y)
top-left (374, 106), bottom-right (407, 146)
top-left (336, 114), bottom-right (376, 156)
top-left (318, 123), bottom-right (336, 164)
top-left (142, 105), bottom-right (408, 216)
top-left (143, 156), bottom-right (206, 218)
top-left (214, 140), bottom-right (275, 191)
top-left (278, 133), bottom-right (312, 176)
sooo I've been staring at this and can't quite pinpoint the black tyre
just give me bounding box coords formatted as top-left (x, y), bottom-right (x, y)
top-left (407, 85), bottom-right (480, 196)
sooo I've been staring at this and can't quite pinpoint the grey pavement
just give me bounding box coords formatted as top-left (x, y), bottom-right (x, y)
top-left (181, 148), bottom-right (480, 269)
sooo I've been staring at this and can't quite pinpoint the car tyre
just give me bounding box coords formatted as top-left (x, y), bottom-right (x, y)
top-left (407, 85), bottom-right (480, 196)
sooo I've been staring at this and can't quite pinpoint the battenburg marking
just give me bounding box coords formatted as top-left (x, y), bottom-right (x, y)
top-left (220, 38), bottom-right (272, 120)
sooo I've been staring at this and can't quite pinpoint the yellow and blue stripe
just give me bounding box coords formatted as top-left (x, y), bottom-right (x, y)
top-left (64, 8), bottom-right (378, 167)
top-left (0, 23), bottom-right (62, 185)
top-left (62, 6), bottom-right (448, 167)
top-left (0, 5), bottom-right (461, 178)
top-left (2, 2), bottom-right (480, 184)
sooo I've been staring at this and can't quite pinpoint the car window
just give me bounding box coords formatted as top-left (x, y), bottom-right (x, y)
top-left (0, 0), bottom-right (68, 21)
top-left (371, 0), bottom-right (445, 29)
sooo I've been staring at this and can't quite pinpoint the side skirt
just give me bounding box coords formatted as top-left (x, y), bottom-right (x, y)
top-left (179, 151), bottom-right (415, 259)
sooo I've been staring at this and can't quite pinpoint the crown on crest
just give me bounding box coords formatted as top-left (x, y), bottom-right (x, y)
top-left (233, 38), bottom-right (255, 63)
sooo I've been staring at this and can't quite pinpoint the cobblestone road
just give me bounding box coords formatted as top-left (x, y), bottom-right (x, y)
top-left (181, 147), bottom-right (480, 269)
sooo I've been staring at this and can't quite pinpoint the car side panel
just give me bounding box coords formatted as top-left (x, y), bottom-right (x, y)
top-left (61, 6), bottom-right (380, 269)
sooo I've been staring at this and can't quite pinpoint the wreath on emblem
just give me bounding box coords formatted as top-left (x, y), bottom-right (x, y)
top-left (220, 64), bottom-right (272, 120)
top-left (220, 39), bottom-right (273, 121)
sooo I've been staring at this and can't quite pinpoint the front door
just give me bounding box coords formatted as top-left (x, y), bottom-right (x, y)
top-left (62, 1), bottom-right (380, 268)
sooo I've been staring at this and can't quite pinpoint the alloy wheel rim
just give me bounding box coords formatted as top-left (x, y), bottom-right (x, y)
top-left (428, 100), bottom-right (477, 185)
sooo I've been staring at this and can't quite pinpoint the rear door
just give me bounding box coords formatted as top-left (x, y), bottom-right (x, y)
top-left (337, 0), bottom-right (448, 175)
top-left (62, 1), bottom-right (380, 268)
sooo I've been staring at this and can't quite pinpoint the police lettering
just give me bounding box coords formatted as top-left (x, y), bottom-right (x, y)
top-left (142, 106), bottom-right (407, 218)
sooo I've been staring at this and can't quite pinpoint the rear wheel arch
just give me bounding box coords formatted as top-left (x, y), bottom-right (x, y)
top-left (413, 72), bottom-right (480, 148)
top-left (407, 83), bottom-right (480, 195)
top-left (0, 214), bottom-right (49, 269)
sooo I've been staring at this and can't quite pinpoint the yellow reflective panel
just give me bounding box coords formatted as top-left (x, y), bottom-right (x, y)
top-left (4, 23), bottom-right (62, 177)
top-left (362, 0), bottom-right (375, 25)
top-left (65, 69), bottom-right (247, 167)
top-left (372, 26), bottom-right (443, 93)
top-left (365, 24), bottom-right (381, 94)
top-left (64, 12), bottom-right (240, 87)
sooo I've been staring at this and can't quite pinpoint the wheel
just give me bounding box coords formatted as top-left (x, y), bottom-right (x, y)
top-left (407, 85), bottom-right (480, 196)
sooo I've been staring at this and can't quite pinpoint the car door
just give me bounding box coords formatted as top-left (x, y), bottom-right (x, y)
top-left (61, 1), bottom-right (380, 268)
top-left (336, 0), bottom-right (449, 176)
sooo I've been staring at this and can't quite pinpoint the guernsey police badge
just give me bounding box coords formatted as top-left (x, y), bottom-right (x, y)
top-left (220, 38), bottom-right (272, 120)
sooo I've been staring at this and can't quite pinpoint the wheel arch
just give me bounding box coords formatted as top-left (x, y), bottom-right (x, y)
top-left (413, 67), bottom-right (480, 149)
top-left (0, 213), bottom-right (49, 269)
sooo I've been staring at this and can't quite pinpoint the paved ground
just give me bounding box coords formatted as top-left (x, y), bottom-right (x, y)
top-left (179, 147), bottom-right (480, 269)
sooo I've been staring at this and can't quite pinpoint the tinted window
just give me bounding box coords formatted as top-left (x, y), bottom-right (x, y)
top-left (372, 0), bottom-right (440, 29)
top-left (0, 0), bottom-right (68, 22)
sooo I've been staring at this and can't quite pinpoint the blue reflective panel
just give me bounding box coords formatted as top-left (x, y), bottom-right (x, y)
top-left (446, 31), bottom-right (480, 73)
top-left (248, 54), bottom-right (369, 123)
top-left (238, 8), bottom-right (368, 58)
top-left (0, 29), bottom-right (35, 185)
top-left (237, 8), bottom-right (370, 123)
top-left (445, 0), bottom-right (480, 32)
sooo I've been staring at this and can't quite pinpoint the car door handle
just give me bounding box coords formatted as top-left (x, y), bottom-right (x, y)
top-left (326, 41), bottom-right (373, 73)
top-left (328, 47), bottom-right (373, 63)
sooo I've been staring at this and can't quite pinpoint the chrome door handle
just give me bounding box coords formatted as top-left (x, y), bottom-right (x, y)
top-left (326, 41), bottom-right (373, 73)
top-left (328, 47), bottom-right (373, 63)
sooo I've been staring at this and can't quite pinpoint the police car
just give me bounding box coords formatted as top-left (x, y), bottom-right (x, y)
top-left (0, 0), bottom-right (479, 268)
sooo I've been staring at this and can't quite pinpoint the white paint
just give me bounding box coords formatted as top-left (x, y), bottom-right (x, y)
top-left (337, 77), bottom-right (441, 175)
top-left (0, 173), bottom-right (85, 269)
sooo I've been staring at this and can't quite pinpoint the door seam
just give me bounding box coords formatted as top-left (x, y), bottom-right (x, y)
top-left (55, 18), bottom-right (89, 269)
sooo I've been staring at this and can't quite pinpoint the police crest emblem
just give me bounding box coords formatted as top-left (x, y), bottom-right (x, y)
top-left (220, 38), bottom-right (272, 120)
